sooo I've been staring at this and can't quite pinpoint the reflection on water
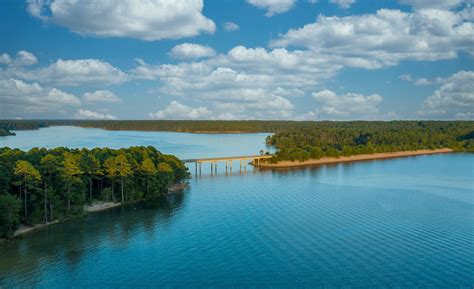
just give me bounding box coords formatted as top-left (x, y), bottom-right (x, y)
top-left (0, 194), bottom-right (187, 288)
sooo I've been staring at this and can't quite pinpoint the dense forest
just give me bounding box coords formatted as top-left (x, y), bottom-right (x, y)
top-left (266, 121), bottom-right (474, 162)
top-left (0, 146), bottom-right (188, 238)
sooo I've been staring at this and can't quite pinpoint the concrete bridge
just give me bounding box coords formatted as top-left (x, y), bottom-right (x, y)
top-left (182, 155), bottom-right (273, 174)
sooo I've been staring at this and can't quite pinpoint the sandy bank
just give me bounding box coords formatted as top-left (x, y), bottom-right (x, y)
top-left (8, 202), bottom-right (120, 239)
top-left (84, 201), bottom-right (121, 212)
top-left (168, 182), bottom-right (189, 194)
top-left (8, 183), bottom-right (188, 240)
top-left (12, 221), bottom-right (60, 237)
top-left (256, 148), bottom-right (453, 168)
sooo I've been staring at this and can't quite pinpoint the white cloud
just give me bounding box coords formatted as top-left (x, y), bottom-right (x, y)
top-left (0, 78), bottom-right (81, 118)
top-left (420, 70), bottom-right (474, 118)
top-left (271, 9), bottom-right (474, 68)
top-left (133, 45), bottom-right (336, 119)
top-left (77, 109), bottom-right (117, 120)
top-left (223, 22), bottom-right (240, 31)
top-left (330, 0), bottom-right (356, 9)
top-left (5, 58), bottom-right (128, 87)
top-left (414, 77), bottom-right (446, 86)
top-left (247, 0), bottom-right (296, 16)
top-left (149, 101), bottom-right (211, 119)
top-left (27, 0), bottom-right (216, 41)
top-left (83, 90), bottom-right (122, 103)
top-left (399, 0), bottom-right (466, 9)
top-left (0, 53), bottom-right (11, 65)
top-left (169, 43), bottom-right (216, 60)
top-left (13, 51), bottom-right (38, 66)
top-left (399, 74), bottom-right (444, 86)
top-left (0, 51), bottom-right (37, 67)
top-left (312, 90), bottom-right (383, 118)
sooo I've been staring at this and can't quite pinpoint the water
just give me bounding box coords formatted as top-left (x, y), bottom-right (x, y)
top-left (0, 127), bottom-right (473, 288)
top-left (0, 126), bottom-right (274, 159)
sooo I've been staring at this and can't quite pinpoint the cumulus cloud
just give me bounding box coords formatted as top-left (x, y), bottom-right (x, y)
top-left (83, 90), bottom-right (122, 103)
top-left (77, 109), bottom-right (117, 120)
top-left (0, 51), bottom-right (37, 67)
top-left (223, 22), bottom-right (240, 31)
top-left (247, 0), bottom-right (296, 16)
top-left (419, 70), bottom-right (474, 118)
top-left (330, 0), bottom-right (356, 9)
top-left (414, 77), bottom-right (444, 86)
top-left (169, 43), bottom-right (216, 60)
top-left (312, 90), bottom-right (383, 118)
top-left (0, 54), bottom-right (11, 65)
top-left (399, 73), bottom-right (444, 86)
top-left (0, 78), bottom-right (81, 118)
top-left (399, 0), bottom-right (466, 9)
top-left (271, 9), bottom-right (474, 68)
top-left (149, 101), bottom-right (211, 119)
top-left (3, 58), bottom-right (128, 87)
top-left (133, 45), bottom-right (335, 119)
top-left (27, 0), bottom-right (216, 41)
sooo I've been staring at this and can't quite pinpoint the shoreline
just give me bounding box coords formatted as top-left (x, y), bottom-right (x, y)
top-left (6, 202), bottom-right (121, 240)
top-left (4, 182), bottom-right (189, 241)
top-left (256, 148), bottom-right (454, 168)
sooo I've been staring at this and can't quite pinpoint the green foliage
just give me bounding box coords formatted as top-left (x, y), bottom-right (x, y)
top-left (267, 121), bottom-right (474, 162)
top-left (0, 194), bottom-right (21, 238)
top-left (0, 146), bottom-right (189, 236)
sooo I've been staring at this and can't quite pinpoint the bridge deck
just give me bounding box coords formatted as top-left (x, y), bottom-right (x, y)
top-left (183, 155), bottom-right (272, 163)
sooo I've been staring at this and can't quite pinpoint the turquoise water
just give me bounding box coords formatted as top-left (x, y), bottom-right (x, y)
top-left (0, 127), bottom-right (473, 288)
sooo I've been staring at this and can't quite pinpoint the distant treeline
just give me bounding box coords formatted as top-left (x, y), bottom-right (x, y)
top-left (266, 121), bottom-right (474, 162)
top-left (0, 119), bottom-right (323, 133)
top-left (0, 128), bottom-right (15, 137)
top-left (0, 146), bottom-right (189, 238)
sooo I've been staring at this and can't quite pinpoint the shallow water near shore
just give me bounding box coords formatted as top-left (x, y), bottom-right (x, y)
top-left (0, 127), bottom-right (473, 288)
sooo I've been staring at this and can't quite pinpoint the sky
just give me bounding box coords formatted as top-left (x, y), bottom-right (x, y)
top-left (0, 0), bottom-right (473, 120)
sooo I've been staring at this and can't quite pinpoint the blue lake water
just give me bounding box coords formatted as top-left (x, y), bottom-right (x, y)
top-left (0, 127), bottom-right (473, 288)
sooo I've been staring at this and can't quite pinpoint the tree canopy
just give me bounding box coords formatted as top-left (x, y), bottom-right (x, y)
top-left (266, 121), bottom-right (474, 162)
top-left (0, 146), bottom-right (188, 238)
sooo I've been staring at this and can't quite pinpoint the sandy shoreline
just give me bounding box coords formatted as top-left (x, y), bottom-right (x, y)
top-left (6, 183), bottom-right (189, 240)
top-left (256, 148), bottom-right (453, 168)
top-left (84, 201), bottom-right (121, 213)
top-left (6, 202), bottom-right (121, 239)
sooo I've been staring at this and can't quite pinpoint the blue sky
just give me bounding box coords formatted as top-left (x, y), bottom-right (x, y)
top-left (0, 0), bottom-right (473, 120)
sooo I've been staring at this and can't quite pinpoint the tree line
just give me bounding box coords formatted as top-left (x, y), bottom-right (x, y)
top-left (0, 128), bottom-right (15, 137)
top-left (0, 146), bottom-right (189, 238)
top-left (0, 119), bottom-right (322, 134)
top-left (266, 121), bottom-right (474, 162)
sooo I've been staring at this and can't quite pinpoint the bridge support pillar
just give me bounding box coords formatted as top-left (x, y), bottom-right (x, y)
top-left (214, 162), bottom-right (217, 173)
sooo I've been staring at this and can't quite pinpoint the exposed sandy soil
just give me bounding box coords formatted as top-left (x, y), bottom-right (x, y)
top-left (256, 148), bottom-right (453, 168)
top-left (84, 201), bottom-right (121, 212)
top-left (12, 221), bottom-right (60, 237)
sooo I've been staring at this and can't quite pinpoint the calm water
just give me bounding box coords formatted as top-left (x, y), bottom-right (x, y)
top-left (0, 126), bottom-right (274, 159)
top-left (0, 127), bottom-right (473, 288)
